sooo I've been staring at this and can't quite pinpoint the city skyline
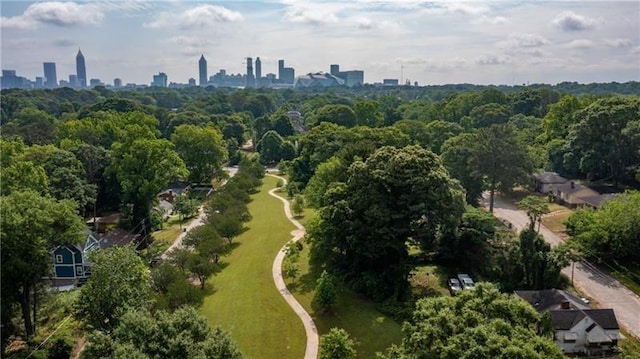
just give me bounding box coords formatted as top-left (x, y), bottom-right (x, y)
top-left (1, 1), bottom-right (639, 86)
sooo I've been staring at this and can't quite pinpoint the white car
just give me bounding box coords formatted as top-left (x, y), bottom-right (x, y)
top-left (457, 274), bottom-right (475, 290)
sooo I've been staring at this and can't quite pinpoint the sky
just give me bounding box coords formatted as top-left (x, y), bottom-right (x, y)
top-left (1, 0), bottom-right (639, 86)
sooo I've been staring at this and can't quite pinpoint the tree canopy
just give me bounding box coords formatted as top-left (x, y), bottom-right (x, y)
top-left (81, 306), bottom-right (243, 359)
top-left (381, 283), bottom-right (563, 359)
top-left (309, 145), bottom-right (465, 300)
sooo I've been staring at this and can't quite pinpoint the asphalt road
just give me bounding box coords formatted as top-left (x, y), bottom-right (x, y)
top-left (482, 193), bottom-right (640, 338)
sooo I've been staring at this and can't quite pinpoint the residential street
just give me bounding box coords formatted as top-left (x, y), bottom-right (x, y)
top-left (482, 193), bottom-right (640, 338)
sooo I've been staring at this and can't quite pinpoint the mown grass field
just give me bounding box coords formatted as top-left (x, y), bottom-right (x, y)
top-left (200, 176), bottom-right (306, 359)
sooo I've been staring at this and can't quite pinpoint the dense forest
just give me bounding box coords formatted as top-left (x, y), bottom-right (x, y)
top-left (2, 82), bottom-right (639, 358)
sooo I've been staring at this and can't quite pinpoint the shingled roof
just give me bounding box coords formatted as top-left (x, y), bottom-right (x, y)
top-left (515, 289), bottom-right (589, 312)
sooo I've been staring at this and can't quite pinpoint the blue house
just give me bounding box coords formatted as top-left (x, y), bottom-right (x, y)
top-left (51, 231), bottom-right (101, 283)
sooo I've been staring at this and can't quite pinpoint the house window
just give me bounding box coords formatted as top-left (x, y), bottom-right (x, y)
top-left (76, 266), bottom-right (83, 276)
top-left (56, 255), bottom-right (63, 263)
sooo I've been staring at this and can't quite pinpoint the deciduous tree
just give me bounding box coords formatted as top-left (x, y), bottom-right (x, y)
top-left (1, 191), bottom-right (84, 337)
top-left (76, 246), bottom-right (151, 332)
top-left (381, 283), bottom-right (563, 359)
top-left (319, 328), bottom-right (356, 359)
top-left (171, 124), bottom-right (227, 184)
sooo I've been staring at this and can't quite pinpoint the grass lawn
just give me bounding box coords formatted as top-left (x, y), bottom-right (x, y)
top-left (288, 239), bottom-right (403, 358)
top-left (541, 211), bottom-right (572, 234)
top-left (200, 176), bottom-right (306, 359)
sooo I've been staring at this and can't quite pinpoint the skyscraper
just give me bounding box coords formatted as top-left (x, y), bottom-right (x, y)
top-left (43, 62), bottom-right (57, 88)
top-left (278, 59), bottom-right (295, 84)
top-left (152, 72), bottom-right (167, 87)
top-left (76, 48), bottom-right (87, 87)
top-left (246, 57), bottom-right (255, 88)
top-left (199, 54), bottom-right (207, 86)
top-left (255, 57), bottom-right (262, 80)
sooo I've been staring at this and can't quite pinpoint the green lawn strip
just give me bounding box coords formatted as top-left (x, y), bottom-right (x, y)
top-left (288, 244), bottom-right (403, 358)
top-left (200, 176), bottom-right (306, 359)
top-left (541, 211), bottom-right (572, 234)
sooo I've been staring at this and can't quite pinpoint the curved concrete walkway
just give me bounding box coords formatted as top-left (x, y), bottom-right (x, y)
top-left (267, 173), bottom-right (319, 359)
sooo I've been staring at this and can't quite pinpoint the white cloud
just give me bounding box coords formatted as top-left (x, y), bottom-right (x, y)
top-left (604, 38), bottom-right (633, 48)
top-left (566, 39), bottom-right (595, 49)
top-left (475, 54), bottom-right (511, 65)
top-left (1, 2), bottom-right (104, 30)
top-left (472, 15), bottom-right (508, 25)
top-left (283, 4), bottom-right (339, 25)
top-left (145, 5), bottom-right (244, 30)
top-left (497, 33), bottom-right (550, 49)
top-left (552, 11), bottom-right (596, 31)
top-left (353, 16), bottom-right (404, 33)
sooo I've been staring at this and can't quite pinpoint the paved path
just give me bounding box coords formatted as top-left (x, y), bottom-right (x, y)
top-left (161, 167), bottom-right (237, 259)
top-left (483, 193), bottom-right (640, 338)
top-left (267, 173), bottom-right (319, 359)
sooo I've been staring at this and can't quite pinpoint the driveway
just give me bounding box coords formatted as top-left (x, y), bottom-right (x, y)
top-left (482, 193), bottom-right (640, 338)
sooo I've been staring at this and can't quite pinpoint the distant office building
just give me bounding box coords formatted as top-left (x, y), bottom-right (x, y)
top-left (188, 78), bottom-right (196, 87)
top-left (255, 57), bottom-right (262, 84)
top-left (35, 77), bottom-right (44, 88)
top-left (113, 78), bottom-right (122, 88)
top-left (278, 59), bottom-right (295, 84)
top-left (199, 54), bottom-right (207, 86)
top-left (69, 74), bottom-right (78, 87)
top-left (328, 65), bottom-right (364, 87)
top-left (383, 79), bottom-right (399, 86)
top-left (76, 49), bottom-right (87, 87)
top-left (43, 62), bottom-right (57, 88)
top-left (246, 57), bottom-right (255, 88)
top-left (330, 64), bottom-right (340, 76)
top-left (152, 72), bottom-right (168, 87)
top-left (89, 79), bottom-right (103, 87)
top-left (1, 70), bottom-right (18, 88)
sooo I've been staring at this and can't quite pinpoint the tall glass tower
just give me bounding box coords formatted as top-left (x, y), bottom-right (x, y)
top-left (43, 62), bottom-right (57, 88)
top-left (76, 49), bottom-right (87, 87)
top-left (199, 54), bottom-right (207, 86)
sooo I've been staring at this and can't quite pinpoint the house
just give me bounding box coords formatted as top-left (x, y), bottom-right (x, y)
top-left (86, 213), bottom-right (120, 233)
top-left (515, 289), bottom-right (621, 356)
top-left (551, 309), bottom-right (620, 356)
top-left (533, 172), bottom-right (568, 194)
top-left (549, 181), bottom-right (600, 208)
top-left (515, 289), bottom-right (589, 312)
top-left (50, 230), bottom-right (101, 289)
top-left (50, 228), bottom-right (143, 289)
top-left (579, 193), bottom-right (618, 210)
top-left (158, 182), bottom-right (190, 204)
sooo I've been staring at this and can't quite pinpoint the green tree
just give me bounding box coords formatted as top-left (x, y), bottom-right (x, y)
top-left (256, 130), bottom-right (286, 164)
top-left (76, 246), bottom-right (151, 332)
top-left (441, 133), bottom-right (485, 205)
top-left (354, 100), bottom-right (383, 127)
top-left (309, 145), bottom-right (465, 300)
top-left (1, 191), bottom-right (84, 337)
top-left (109, 137), bottom-right (188, 228)
top-left (315, 104), bottom-right (357, 127)
top-left (304, 156), bottom-right (347, 208)
top-left (541, 94), bottom-right (582, 141)
top-left (424, 120), bottom-right (464, 154)
top-left (81, 307), bottom-right (243, 359)
top-left (22, 144), bottom-right (97, 211)
top-left (187, 253), bottom-right (218, 290)
top-left (566, 191), bottom-right (640, 262)
top-left (393, 120), bottom-right (431, 148)
top-left (565, 96), bottom-right (640, 186)
top-left (468, 102), bottom-right (511, 128)
top-left (291, 194), bottom-right (305, 217)
top-left (173, 195), bottom-right (199, 221)
top-left (271, 112), bottom-right (295, 137)
top-left (319, 328), bottom-right (357, 359)
top-left (171, 124), bottom-right (227, 184)
top-left (381, 283), bottom-right (563, 359)
top-left (313, 270), bottom-right (337, 313)
top-left (471, 124), bottom-right (533, 212)
top-left (517, 195), bottom-right (550, 231)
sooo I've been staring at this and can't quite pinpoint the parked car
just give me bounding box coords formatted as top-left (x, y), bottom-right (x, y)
top-left (457, 274), bottom-right (475, 290)
top-left (447, 277), bottom-right (462, 296)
